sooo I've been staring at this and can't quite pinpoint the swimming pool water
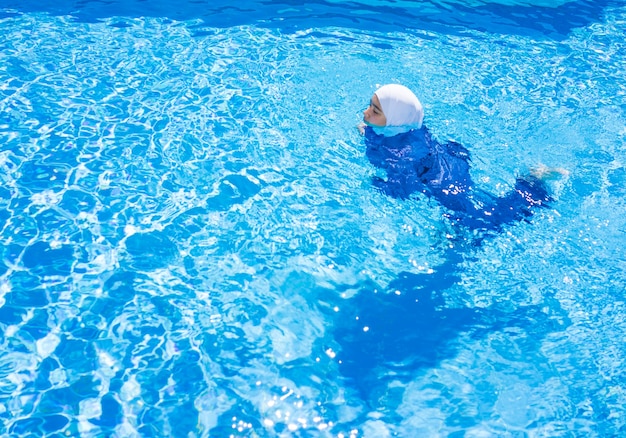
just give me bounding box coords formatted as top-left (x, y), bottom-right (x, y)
top-left (0, 0), bottom-right (625, 436)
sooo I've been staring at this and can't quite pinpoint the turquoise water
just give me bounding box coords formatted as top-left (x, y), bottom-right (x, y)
top-left (1, 1), bottom-right (625, 436)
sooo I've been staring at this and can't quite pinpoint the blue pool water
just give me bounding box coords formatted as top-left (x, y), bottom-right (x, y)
top-left (1, 0), bottom-right (625, 436)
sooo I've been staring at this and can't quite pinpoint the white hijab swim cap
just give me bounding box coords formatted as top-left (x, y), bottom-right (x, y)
top-left (375, 84), bottom-right (424, 133)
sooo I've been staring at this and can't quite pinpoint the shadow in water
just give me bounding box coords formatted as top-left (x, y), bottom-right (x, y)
top-left (1, 0), bottom-right (621, 40)
top-left (331, 123), bottom-right (571, 403)
top-left (331, 245), bottom-right (569, 403)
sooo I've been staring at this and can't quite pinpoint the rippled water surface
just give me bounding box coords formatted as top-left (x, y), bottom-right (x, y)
top-left (1, 1), bottom-right (625, 436)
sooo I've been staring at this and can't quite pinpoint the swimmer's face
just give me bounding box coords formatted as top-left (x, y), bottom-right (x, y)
top-left (363, 93), bottom-right (387, 127)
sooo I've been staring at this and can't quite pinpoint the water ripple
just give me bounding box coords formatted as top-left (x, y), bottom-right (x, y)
top-left (0, 7), bottom-right (625, 437)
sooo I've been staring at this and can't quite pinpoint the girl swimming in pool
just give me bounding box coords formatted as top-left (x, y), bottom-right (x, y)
top-left (360, 83), bottom-right (565, 231)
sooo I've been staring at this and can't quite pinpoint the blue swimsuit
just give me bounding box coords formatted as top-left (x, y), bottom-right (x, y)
top-left (364, 125), bottom-right (551, 231)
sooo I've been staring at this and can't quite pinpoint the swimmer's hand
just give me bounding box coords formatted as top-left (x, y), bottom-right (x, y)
top-left (530, 164), bottom-right (570, 181)
top-left (357, 122), bottom-right (366, 136)
top-left (371, 176), bottom-right (409, 199)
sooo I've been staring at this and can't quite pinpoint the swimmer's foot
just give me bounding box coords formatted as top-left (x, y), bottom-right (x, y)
top-left (530, 164), bottom-right (570, 181)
